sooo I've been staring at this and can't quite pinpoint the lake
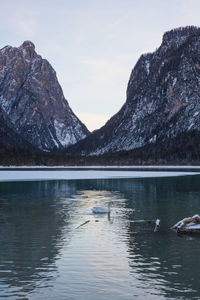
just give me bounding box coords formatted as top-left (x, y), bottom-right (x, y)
top-left (0, 174), bottom-right (200, 299)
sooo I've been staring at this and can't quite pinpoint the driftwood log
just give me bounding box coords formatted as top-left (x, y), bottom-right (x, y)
top-left (76, 220), bottom-right (90, 229)
top-left (171, 215), bottom-right (200, 230)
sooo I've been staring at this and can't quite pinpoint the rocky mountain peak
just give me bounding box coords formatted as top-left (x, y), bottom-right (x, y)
top-left (0, 41), bottom-right (89, 151)
top-left (161, 26), bottom-right (200, 50)
top-left (68, 26), bottom-right (200, 158)
top-left (21, 40), bottom-right (35, 50)
top-left (19, 40), bottom-right (36, 59)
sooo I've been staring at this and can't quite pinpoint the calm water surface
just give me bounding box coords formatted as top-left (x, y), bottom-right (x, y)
top-left (0, 175), bottom-right (200, 299)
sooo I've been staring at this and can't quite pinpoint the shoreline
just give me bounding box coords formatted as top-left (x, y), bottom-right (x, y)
top-left (1, 165), bottom-right (200, 172)
top-left (0, 169), bottom-right (199, 182)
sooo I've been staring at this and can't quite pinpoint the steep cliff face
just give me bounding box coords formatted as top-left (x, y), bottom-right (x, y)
top-left (0, 108), bottom-right (35, 149)
top-left (0, 41), bottom-right (89, 151)
top-left (69, 26), bottom-right (200, 156)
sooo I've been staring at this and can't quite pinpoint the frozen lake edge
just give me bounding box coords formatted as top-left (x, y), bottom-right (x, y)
top-left (0, 168), bottom-right (199, 182)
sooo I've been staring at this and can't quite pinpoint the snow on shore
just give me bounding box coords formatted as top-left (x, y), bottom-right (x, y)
top-left (0, 170), bottom-right (199, 182)
top-left (1, 165), bottom-right (200, 169)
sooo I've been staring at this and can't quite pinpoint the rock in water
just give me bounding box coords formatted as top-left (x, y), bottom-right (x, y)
top-left (0, 41), bottom-right (89, 151)
top-left (69, 26), bottom-right (200, 158)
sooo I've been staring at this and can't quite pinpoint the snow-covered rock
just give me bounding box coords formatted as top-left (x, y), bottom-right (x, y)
top-left (68, 26), bottom-right (200, 157)
top-left (0, 41), bottom-right (89, 151)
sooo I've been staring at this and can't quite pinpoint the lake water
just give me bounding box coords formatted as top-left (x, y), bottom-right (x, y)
top-left (0, 175), bottom-right (200, 299)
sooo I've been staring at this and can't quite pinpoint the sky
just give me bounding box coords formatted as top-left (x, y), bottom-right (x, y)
top-left (0, 0), bottom-right (200, 131)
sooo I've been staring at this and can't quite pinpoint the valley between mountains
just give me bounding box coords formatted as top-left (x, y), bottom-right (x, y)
top-left (1, 26), bottom-right (200, 165)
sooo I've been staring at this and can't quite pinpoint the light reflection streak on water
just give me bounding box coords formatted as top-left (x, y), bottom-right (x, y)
top-left (0, 177), bottom-right (200, 299)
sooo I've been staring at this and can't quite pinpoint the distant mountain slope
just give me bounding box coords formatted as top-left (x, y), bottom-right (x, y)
top-left (68, 26), bottom-right (200, 157)
top-left (0, 41), bottom-right (89, 151)
top-left (0, 108), bottom-right (35, 149)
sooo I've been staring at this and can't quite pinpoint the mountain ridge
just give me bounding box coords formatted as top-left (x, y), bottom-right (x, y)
top-left (0, 40), bottom-right (89, 151)
top-left (67, 26), bottom-right (200, 159)
top-left (1, 26), bottom-right (200, 164)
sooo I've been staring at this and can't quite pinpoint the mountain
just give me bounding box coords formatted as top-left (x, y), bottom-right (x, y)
top-left (0, 108), bottom-right (35, 149)
top-left (68, 26), bottom-right (200, 160)
top-left (0, 41), bottom-right (89, 151)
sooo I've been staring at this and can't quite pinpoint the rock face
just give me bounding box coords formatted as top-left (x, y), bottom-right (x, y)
top-left (69, 26), bottom-right (200, 156)
top-left (0, 41), bottom-right (89, 151)
top-left (0, 108), bottom-right (35, 149)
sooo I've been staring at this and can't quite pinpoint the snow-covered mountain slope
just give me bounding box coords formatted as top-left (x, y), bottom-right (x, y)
top-left (0, 108), bottom-right (35, 149)
top-left (0, 41), bottom-right (89, 151)
top-left (68, 26), bottom-right (200, 156)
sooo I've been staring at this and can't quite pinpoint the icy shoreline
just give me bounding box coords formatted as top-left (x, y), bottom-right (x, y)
top-left (1, 165), bottom-right (200, 169)
top-left (0, 169), bottom-right (199, 182)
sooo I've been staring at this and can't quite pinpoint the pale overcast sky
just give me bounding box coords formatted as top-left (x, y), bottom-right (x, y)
top-left (0, 0), bottom-right (199, 130)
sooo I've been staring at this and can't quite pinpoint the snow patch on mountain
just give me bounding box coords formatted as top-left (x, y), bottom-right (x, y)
top-left (0, 41), bottom-right (90, 151)
top-left (68, 26), bottom-right (200, 157)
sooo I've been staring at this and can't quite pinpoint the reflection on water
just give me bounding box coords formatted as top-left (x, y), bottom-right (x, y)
top-left (0, 176), bottom-right (200, 299)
